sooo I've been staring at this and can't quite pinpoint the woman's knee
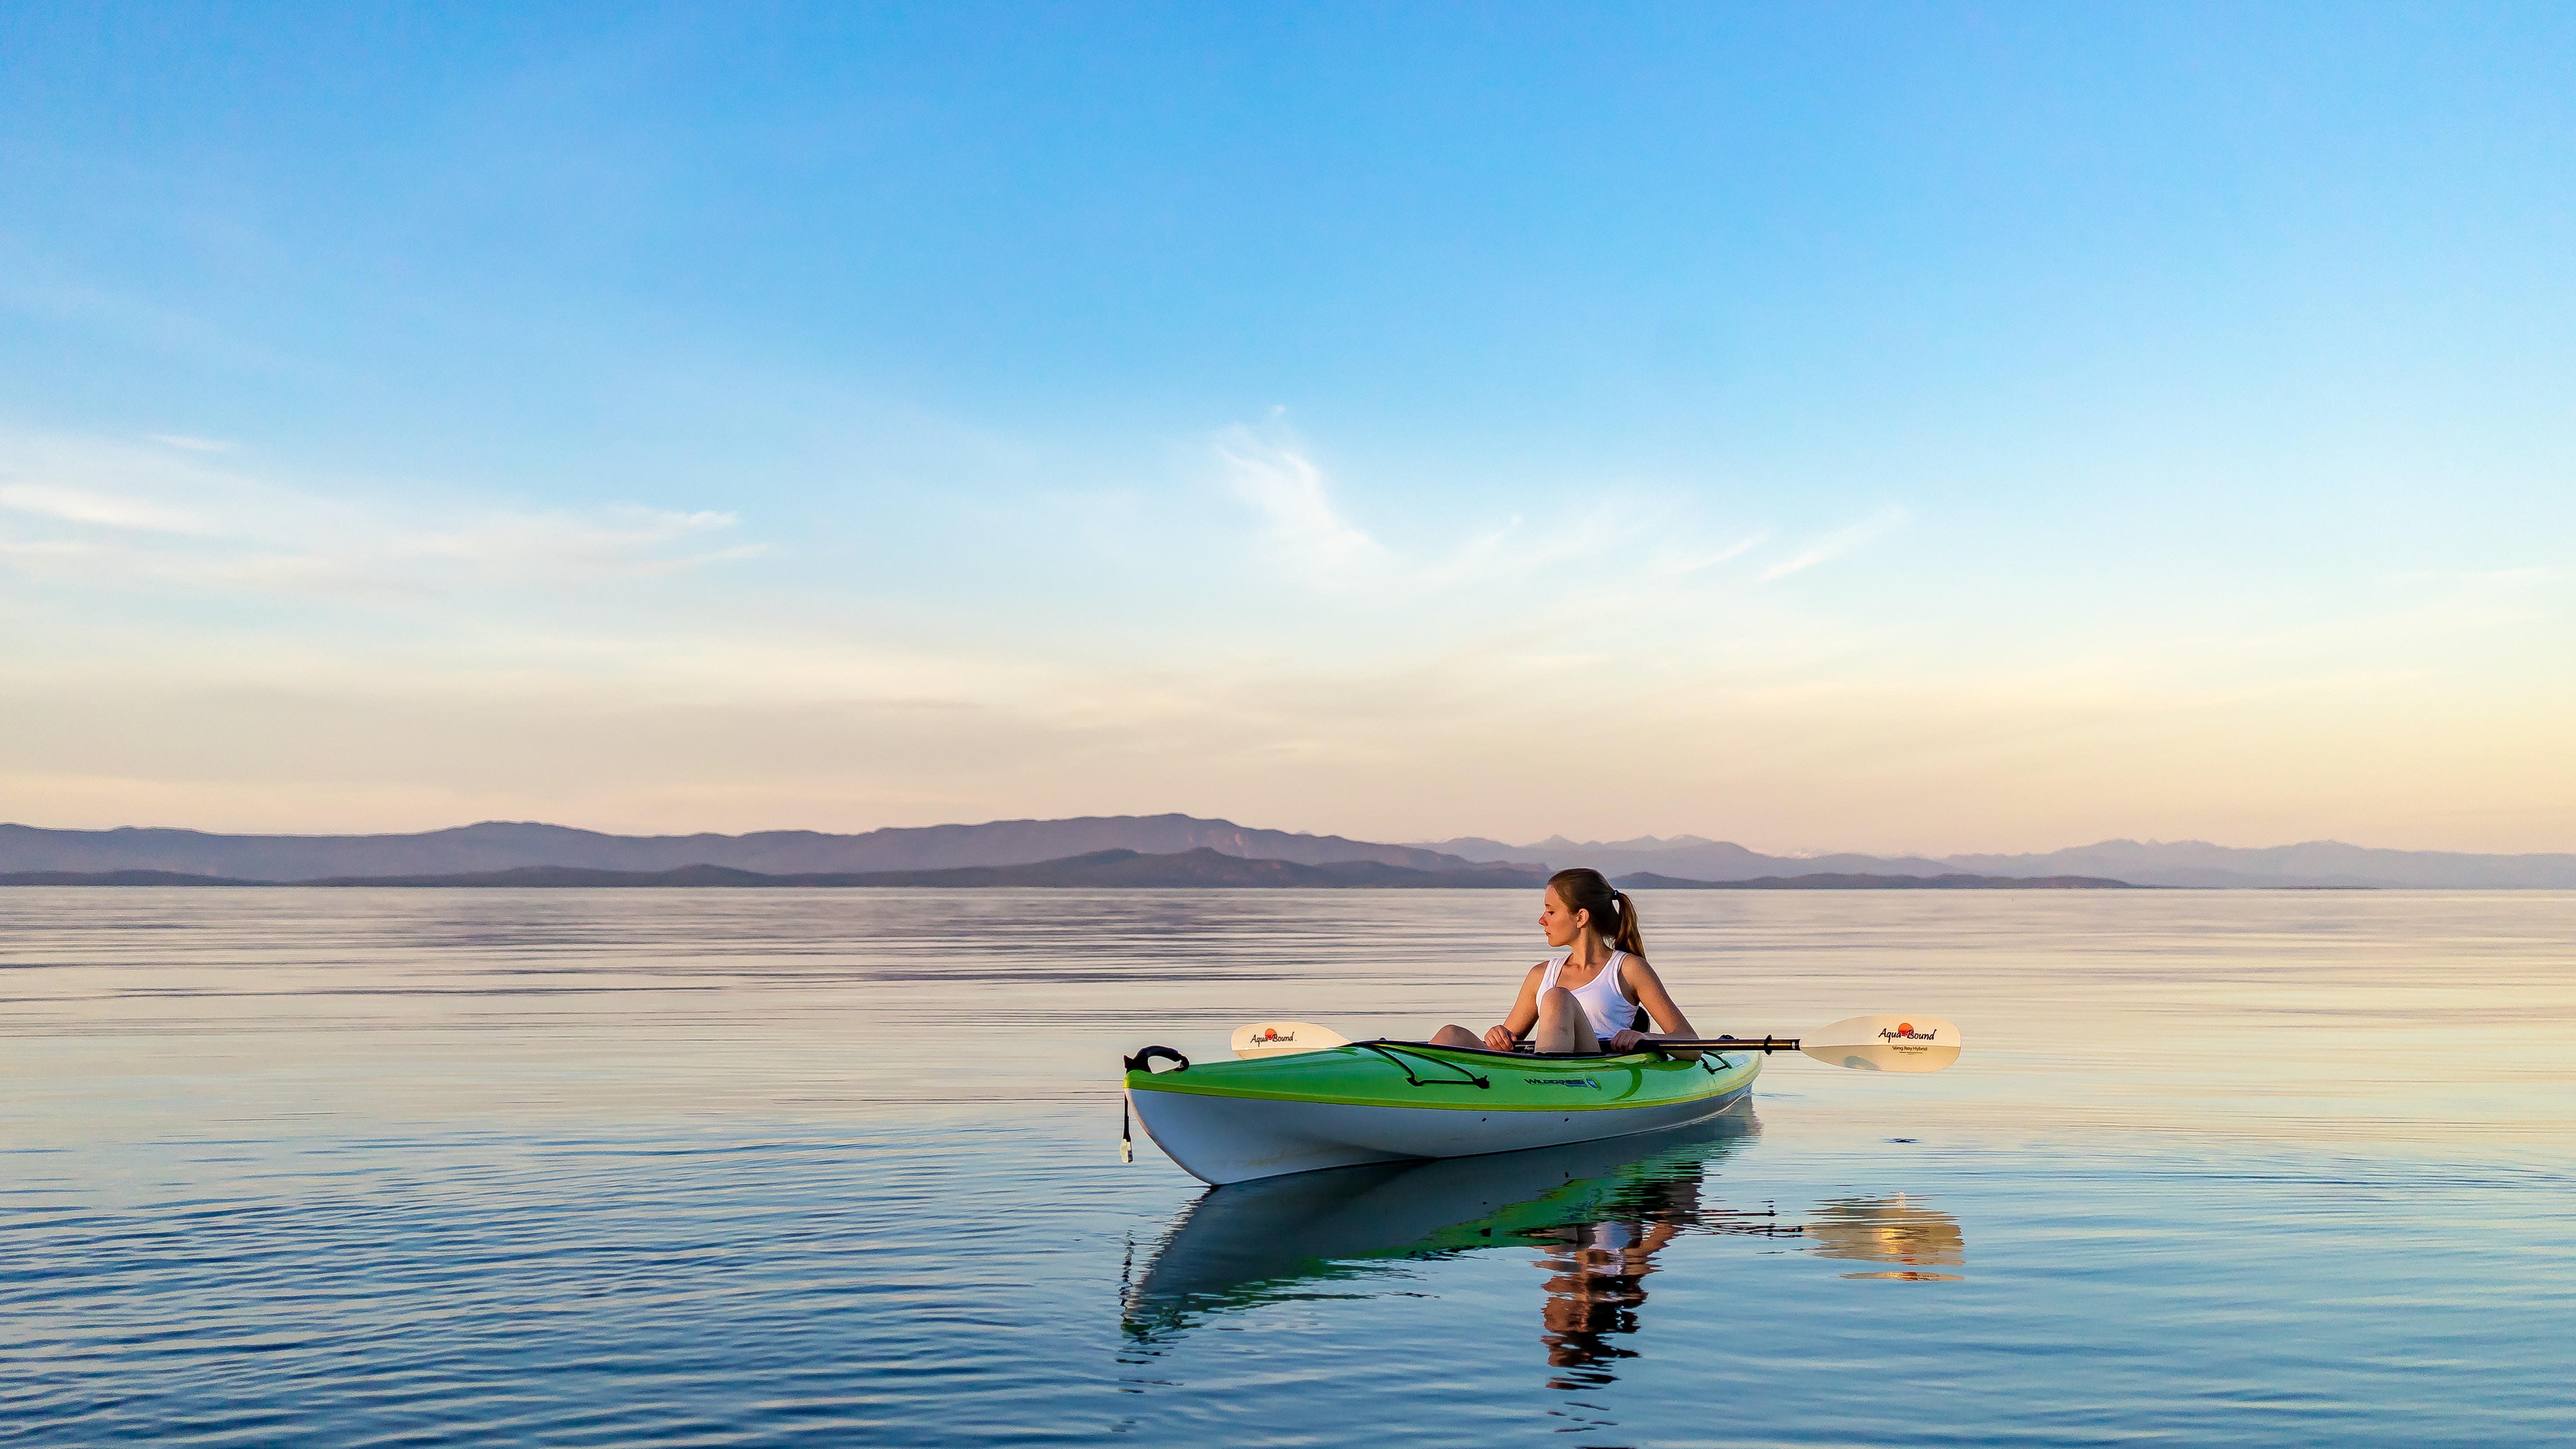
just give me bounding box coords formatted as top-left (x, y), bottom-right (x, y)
top-left (1537, 987), bottom-right (1578, 1020)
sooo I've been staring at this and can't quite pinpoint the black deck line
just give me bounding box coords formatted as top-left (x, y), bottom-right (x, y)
top-left (1357, 1037), bottom-right (1781, 1062)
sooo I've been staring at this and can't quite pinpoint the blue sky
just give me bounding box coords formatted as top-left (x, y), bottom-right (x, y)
top-left (2, 3), bottom-right (2570, 850)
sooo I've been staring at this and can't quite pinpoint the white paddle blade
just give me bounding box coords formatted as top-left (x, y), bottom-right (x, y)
top-left (1803, 1014), bottom-right (1962, 1073)
top-left (1230, 1020), bottom-right (1351, 1058)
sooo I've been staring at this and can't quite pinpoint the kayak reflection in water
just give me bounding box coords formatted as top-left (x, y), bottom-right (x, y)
top-left (1120, 1114), bottom-right (1794, 1386)
top-left (1428, 868), bottom-right (1703, 1056)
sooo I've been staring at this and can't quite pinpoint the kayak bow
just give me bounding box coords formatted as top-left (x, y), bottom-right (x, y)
top-left (1123, 1039), bottom-right (1760, 1184)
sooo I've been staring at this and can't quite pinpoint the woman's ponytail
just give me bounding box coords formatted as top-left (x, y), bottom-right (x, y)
top-left (1605, 887), bottom-right (1646, 957)
top-left (1547, 867), bottom-right (1647, 959)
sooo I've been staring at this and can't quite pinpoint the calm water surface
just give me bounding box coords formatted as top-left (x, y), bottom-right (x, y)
top-left (5, 889), bottom-right (2572, 1446)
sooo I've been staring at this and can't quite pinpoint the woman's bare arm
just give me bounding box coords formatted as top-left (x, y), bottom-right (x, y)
top-left (1606, 957), bottom-right (1699, 1054)
top-left (1483, 963), bottom-right (1547, 1050)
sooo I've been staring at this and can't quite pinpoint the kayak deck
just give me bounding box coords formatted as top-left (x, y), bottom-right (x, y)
top-left (1125, 1040), bottom-right (1762, 1185)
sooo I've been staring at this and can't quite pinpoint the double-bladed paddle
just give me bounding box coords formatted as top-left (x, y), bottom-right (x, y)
top-left (1229, 1014), bottom-right (1962, 1072)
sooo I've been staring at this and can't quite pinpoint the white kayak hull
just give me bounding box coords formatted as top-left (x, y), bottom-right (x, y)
top-left (1126, 1077), bottom-right (1756, 1185)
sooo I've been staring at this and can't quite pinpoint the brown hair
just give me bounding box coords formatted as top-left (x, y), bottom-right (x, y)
top-left (1547, 867), bottom-right (1644, 958)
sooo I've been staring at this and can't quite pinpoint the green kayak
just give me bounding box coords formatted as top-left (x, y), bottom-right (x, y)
top-left (1123, 1039), bottom-right (1762, 1184)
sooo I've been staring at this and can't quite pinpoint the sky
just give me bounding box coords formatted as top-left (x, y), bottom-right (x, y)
top-left (2, 2), bottom-right (2571, 853)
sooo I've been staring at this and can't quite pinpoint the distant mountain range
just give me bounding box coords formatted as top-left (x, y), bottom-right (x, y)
top-left (0, 854), bottom-right (2116, 890)
top-left (0, 848), bottom-right (1544, 890)
top-left (1420, 834), bottom-right (1962, 880)
top-left (0, 851), bottom-right (2154, 887)
top-left (1615, 872), bottom-right (2138, 890)
top-left (1418, 832), bottom-right (2576, 889)
top-left (0, 814), bottom-right (1521, 882)
top-left (2, 814), bottom-right (2568, 888)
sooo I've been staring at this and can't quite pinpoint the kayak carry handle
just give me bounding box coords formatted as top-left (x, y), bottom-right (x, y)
top-left (1123, 1045), bottom-right (1190, 1074)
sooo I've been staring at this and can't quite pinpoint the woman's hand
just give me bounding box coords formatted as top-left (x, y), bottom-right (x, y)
top-left (1606, 1029), bottom-right (1649, 1053)
top-left (1483, 1024), bottom-right (1519, 1051)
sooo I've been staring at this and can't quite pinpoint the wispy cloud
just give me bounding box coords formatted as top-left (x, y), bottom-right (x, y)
top-left (1208, 423), bottom-right (1704, 604)
top-left (415, 505), bottom-right (758, 579)
top-left (1759, 506), bottom-right (1910, 583)
top-left (1204, 420), bottom-right (1831, 632)
top-left (0, 429), bottom-right (761, 598)
top-left (0, 482), bottom-right (213, 534)
top-left (1648, 529), bottom-right (1771, 578)
top-left (147, 434), bottom-right (234, 454)
top-left (1215, 425), bottom-right (1382, 579)
top-left (1409, 506), bottom-right (1640, 594)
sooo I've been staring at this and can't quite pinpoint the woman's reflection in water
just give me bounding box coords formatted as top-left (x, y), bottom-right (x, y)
top-left (1533, 1220), bottom-right (1670, 1384)
top-left (1528, 1170), bottom-right (1702, 1386)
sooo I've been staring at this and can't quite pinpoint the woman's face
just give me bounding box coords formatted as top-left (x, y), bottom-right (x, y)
top-left (1539, 888), bottom-right (1590, 948)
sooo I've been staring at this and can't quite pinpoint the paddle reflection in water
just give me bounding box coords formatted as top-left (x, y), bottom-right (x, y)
top-left (1123, 1107), bottom-right (1797, 1383)
top-left (1805, 1194), bottom-right (1968, 1281)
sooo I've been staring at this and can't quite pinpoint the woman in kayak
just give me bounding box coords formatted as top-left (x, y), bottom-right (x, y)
top-left (1429, 867), bottom-right (1701, 1054)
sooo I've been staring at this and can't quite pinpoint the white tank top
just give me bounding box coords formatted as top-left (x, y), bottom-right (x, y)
top-left (1539, 950), bottom-right (1641, 1040)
